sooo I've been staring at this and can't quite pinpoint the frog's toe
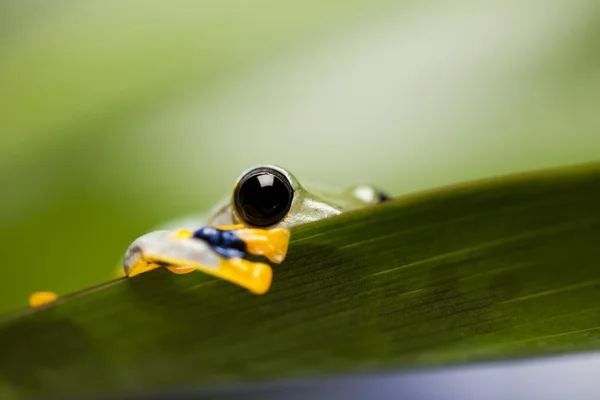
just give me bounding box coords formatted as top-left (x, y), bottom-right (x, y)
top-left (237, 228), bottom-right (290, 264)
top-left (170, 229), bottom-right (193, 239)
top-left (166, 265), bottom-right (197, 274)
top-left (215, 258), bottom-right (273, 295)
top-left (122, 231), bottom-right (168, 277)
top-left (29, 291), bottom-right (58, 308)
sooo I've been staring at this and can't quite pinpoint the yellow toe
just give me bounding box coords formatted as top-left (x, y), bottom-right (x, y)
top-left (238, 228), bottom-right (290, 264)
top-left (166, 265), bottom-right (197, 274)
top-left (214, 258), bottom-right (273, 295)
top-left (170, 229), bottom-right (194, 239)
top-left (29, 291), bottom-right (58, 308)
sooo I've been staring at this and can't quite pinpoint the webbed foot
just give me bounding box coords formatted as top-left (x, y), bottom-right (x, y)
top-left (121, 227), bottom-right (281, 294)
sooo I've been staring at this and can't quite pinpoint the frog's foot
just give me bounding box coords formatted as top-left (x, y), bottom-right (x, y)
top-left (181, 226), bottom-right (280, 291)
top-left (122, 229), bottom-right (272, 294)
top-left (236, 228), bottom-right (290, 264)
top-left (29, 291), bottom-right (58, 308)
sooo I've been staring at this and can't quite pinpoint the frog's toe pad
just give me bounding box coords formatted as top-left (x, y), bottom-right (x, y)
top-left (217, 258), bottom-right (273, 295)
top-left (166, 265), bottom-right (197, 274)
top-left (29, 291), bottom-right (58, 308)
top-left (249, 262), bottom-right (273, 294)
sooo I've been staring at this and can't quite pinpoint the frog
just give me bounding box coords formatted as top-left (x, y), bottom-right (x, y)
top-left (121, 165), bottom-right (390, 294)
top-left (158, 164), bottom-right (390, 231)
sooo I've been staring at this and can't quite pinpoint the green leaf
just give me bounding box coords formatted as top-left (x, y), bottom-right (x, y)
top-left (1, 163), bottom-right (600, 399)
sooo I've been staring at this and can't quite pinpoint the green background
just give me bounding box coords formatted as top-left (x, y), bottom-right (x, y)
top-left (1, 0), bottom-right (599, 314)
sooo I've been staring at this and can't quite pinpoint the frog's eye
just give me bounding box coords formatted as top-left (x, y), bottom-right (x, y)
top-left (234, 167), bottom-right (293, 227)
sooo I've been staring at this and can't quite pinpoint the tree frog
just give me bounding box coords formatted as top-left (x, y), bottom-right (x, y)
top-left (204, 164), bottom-right (390, 229)
top-left (122, 165), bottom-right (390, 294)
top-left (149, 164), bottom-right (390, 231)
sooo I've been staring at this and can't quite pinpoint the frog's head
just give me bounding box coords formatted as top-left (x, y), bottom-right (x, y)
top-left (229, 165), bottom-right (344, 229)
top-left (207, 164), bottom-right (388, 229)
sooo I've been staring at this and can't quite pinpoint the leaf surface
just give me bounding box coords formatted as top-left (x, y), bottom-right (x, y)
top-left (1, 163), bottom-right (600, 399)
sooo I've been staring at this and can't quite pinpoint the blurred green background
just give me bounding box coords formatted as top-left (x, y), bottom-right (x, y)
top-left (1, 0), bottom-right (599, 314)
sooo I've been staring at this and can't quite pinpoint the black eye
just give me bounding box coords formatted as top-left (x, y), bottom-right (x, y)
top-left (234, 167), bottom-right (293, 227)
